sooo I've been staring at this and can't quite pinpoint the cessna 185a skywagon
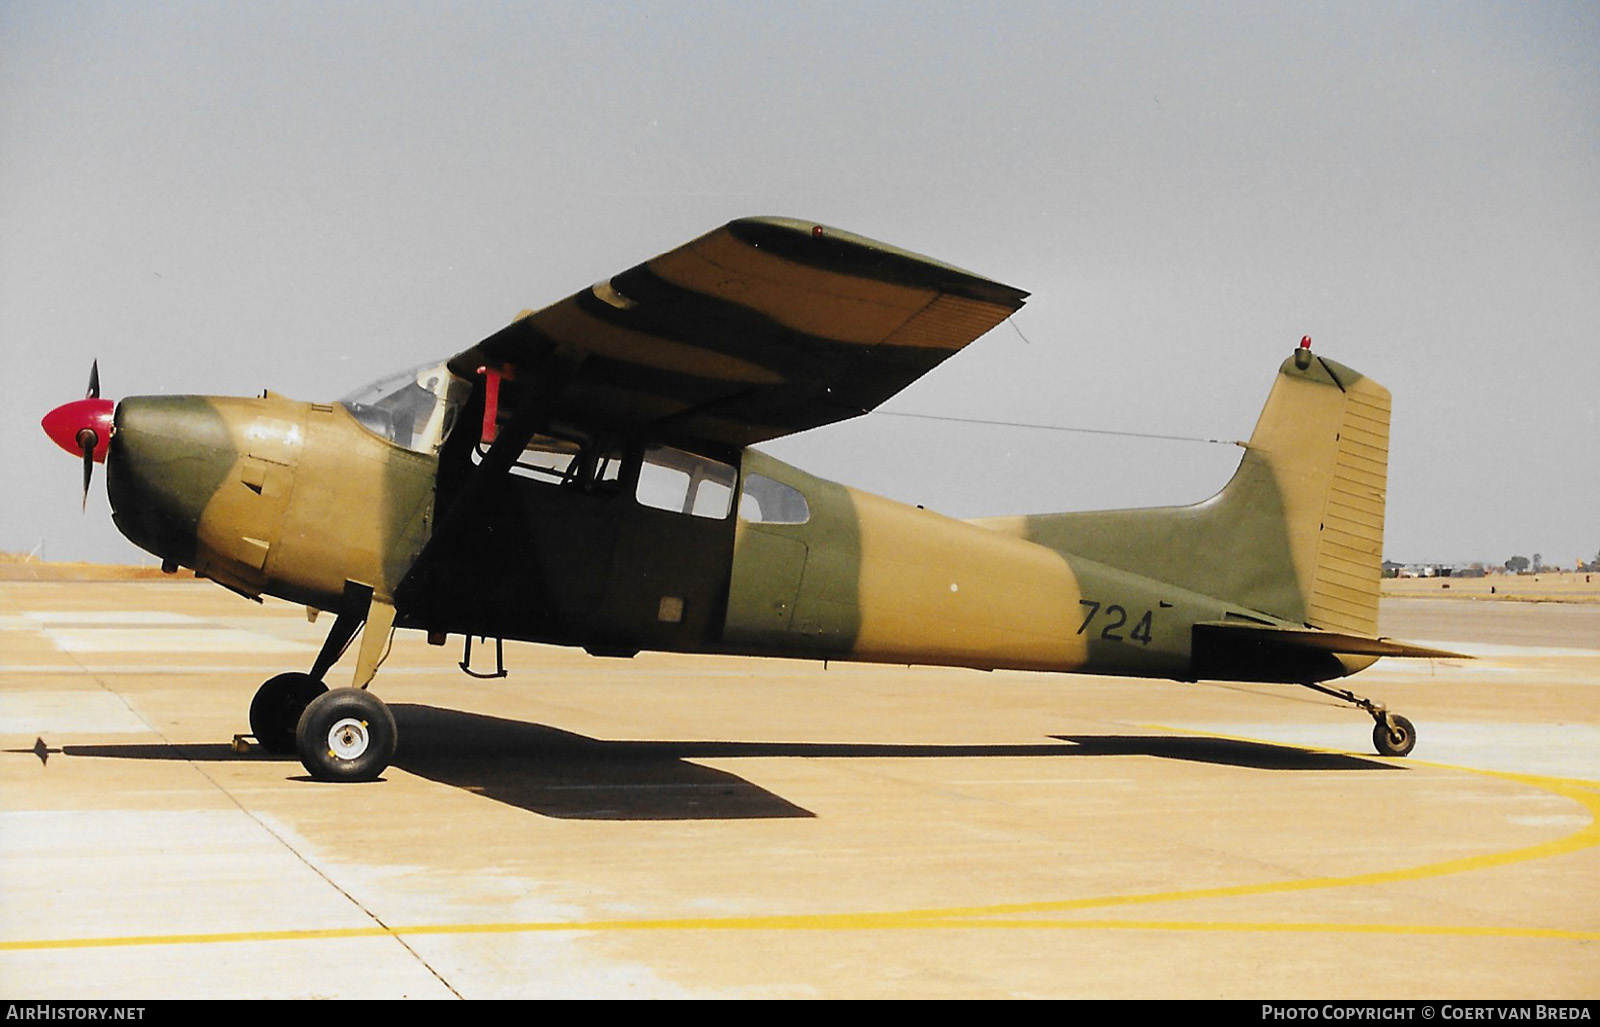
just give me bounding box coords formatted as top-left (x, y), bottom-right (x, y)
top-left (42, 217), bottom-right (1462, 782)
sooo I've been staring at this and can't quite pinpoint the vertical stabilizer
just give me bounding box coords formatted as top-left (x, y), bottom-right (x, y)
top-left (983, 344), bottom-right (1391, 634)
top-left (1243, 346), bottom-right (1390, 635)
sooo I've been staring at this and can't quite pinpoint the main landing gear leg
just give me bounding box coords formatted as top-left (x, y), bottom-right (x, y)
top-left (296, 597), bottom-right (399, 782)
top-left (246, 582), bottom-right (371, 754)
top-left (1298, 681), bottom-right (1417, 758)
top-left (247, 582), bottom-right (401, 782)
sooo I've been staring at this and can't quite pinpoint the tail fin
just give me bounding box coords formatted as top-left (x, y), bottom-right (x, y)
top-left (1000, 344), bottom-right (1391, 632)
top-left (1241, 345), bottom-right (1391, 634)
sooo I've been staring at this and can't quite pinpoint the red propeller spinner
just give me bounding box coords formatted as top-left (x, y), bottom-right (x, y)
top-left (41, 362), bottom-right (115, 507)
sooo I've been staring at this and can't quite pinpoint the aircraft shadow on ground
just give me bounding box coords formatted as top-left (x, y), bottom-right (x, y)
top-left (1048, 734), bottom-right (1399, 772)
top-left (46, 705), bottom-right (1396, 821)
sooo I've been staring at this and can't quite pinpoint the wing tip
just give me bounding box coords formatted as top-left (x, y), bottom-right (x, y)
top-left (725, 216), bottom-right (1029, 309)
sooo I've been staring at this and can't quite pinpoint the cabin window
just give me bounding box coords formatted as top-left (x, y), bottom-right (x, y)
top-left (471, 430), bottom-right (624, 492)
top-left (508, 434), bottom-right (582, 484)
top-left (595, 449), bottom-right (624, 487)
top-left (738, 474), bottom-right (810, 525)
top-left (636, 445), bottom-right (735, 519)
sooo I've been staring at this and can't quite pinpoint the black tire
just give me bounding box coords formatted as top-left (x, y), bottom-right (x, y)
top-left (1373, 714), bottom-right (1416, 758)
top-left (249, 673), bottom-right (328, 754)
top-left (295, 688), bottom-right (397, 782)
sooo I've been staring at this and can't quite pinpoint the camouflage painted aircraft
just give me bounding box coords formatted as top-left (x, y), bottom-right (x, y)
top-left (42, 217), bottom-right (1462, 782)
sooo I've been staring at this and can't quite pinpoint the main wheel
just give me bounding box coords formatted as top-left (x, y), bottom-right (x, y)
top-left (295, 688), bottom-right (397, 782)
top-left (249, 673), bottom-right (328, 754)
top-left (1373, 714), bottom-right (1416, 758)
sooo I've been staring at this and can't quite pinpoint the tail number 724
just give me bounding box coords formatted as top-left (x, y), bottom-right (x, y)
top-left (1078, 599), bottom-right (1154, 645)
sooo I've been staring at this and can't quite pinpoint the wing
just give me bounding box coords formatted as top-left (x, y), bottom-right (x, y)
top-left (447, 217), bottom-right (1028, 447)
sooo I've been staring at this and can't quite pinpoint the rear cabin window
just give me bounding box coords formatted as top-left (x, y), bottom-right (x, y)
top-left (738, 474), bottom-right (810, 525)
top-left (636, 446), bottom-right (735, 519)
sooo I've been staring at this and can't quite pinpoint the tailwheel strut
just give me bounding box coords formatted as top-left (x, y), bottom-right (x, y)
top-left (1297, 681), bottom-right (1417, 758)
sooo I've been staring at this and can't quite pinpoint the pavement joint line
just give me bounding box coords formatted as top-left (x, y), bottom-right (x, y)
top-left (170, 754), bottom-right (465, 998)
top-left (173, 697), bottom-right (464, 997)
top-left (3, 742), bottom-right (1595, 953)
top-left (8, 650), bottom-right (465, 997)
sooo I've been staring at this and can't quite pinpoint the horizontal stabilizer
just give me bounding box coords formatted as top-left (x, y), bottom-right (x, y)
top-left (1194, 621), bottom-right (1471, 660)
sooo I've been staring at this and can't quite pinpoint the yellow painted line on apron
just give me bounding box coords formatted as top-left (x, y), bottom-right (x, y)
top-left (874, 727), bottom-right (1600, 924)
top-left (8, 913), bottom-right (1597, 952)
top-left (4, 749), bottom-right (1595, 953)
top-left (864, 920), bottom-right (1600, 940)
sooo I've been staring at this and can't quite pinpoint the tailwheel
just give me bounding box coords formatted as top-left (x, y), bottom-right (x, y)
top-left (1295, 680), bottom-right (1417, 758)
top-left (249, 673), bottom-right (328, 754)
top-left (1373, 713), bottom-right (1417, 758)
top-left (295, 688), bottom-right (397, 782)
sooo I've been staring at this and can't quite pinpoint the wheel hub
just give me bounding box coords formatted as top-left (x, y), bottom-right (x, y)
top-left (327, 718), bottom-right (370, 760)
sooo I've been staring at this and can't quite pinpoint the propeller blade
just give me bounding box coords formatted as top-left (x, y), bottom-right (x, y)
top-left (81, 437), bottom-right (94, 510)
top-left (43, 362), bottom-right (115, 511)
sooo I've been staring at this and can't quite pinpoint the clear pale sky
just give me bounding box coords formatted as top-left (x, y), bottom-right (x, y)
top-left (3, 1), bottom-right (1596, 568)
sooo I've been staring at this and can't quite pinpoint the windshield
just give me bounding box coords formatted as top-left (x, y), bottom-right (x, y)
top-left (339, 361), bottom-right (467, 454)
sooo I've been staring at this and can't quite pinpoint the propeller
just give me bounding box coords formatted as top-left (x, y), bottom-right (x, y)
top-left (41, 362), bottom-right (116, 509)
